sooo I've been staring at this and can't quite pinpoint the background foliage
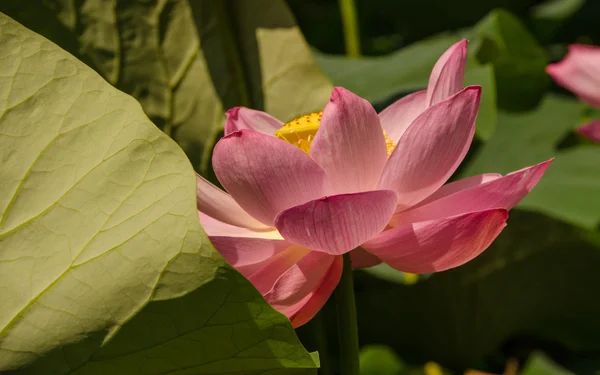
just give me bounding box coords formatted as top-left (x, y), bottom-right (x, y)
top-left (1, 0), bottom-right (599, 374)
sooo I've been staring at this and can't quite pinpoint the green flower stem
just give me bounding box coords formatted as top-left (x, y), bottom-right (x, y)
top-left (313, 307), bottom-right (334, 375)
top-left (338, 0), bottom-right (361, 58)
top-left (334, 252), bottom-right (360, 375)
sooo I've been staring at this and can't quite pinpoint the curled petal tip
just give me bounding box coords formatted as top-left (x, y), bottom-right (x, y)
top-left (447, 38), bottom-right (468, 54)
top-left (223, 107), bottom-right (283, 136)
top-left (463, 85), bottom-right (482, 104)
top-left (498, 208), bottom-right (509, 221)
top-left (225, 106), bottom-right (242, 120)
top-left (222, 129), bottom-right (246, 139)
top-left (450, 85), bottom-right (481, 108)
top-left (330, 86), bottom-right (352, 102)
top-left (533, 158), bottom-right (554, 175)
top-left (464, 84), bottom-right (482, 93)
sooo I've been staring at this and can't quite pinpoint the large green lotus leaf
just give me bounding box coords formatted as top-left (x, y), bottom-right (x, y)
top-left (517, 145), bottom-right (600, 229)
top-left (464, 95), bottom-right (582, 176)
top-left (354, 210), bottom-right (600, 369)
top-left (0, 0), bottom-right (332, 176)
top-left (464, 94), bottom-right (600, 229)
top-left (0, 0), bottom-right (224, 176)
top-left (472, 9), bottom-right (549, 111)
top-left (0, 14), bottom-right (317, 374)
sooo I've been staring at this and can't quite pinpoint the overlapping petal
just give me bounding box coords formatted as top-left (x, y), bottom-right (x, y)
top-left (248, 245), bottom-right (312, 294)
top-left (408, 173), bottom-right (502, 210)
top-left (362, 209), bottom-right (508, 273)
top-left (290, 256), bottom-right (343, 327)
top-left (213, 129), bottom-right (330, 225)
top-left (196, 173), bottom-right (268, 230)
top-left (378, 40), bottom-right (467, 145)
top-left (378, 90), bottom-right (427, 143)
top-left (199, 214), bottom-right (291, 277)
top-left (311, 87), bottom-right (388, 194)
top-left (426, 39), bottom-right (468, 106)
top-left (199, 213), bottom-right (280, 238)
top-left (390, 160), bottom-right (551, 226)
top-left (349, 247), bottom-right (382, 268)
top-left (378, 86), bottom-right (481, 209)
top-left (200, 212), bottom-right (337, 328)
top-left (547, 44), bottom-right (600, 107)
top-left (275, 190), bottom-right (398, 255)
top-left (263, 252), bottom-right (340, 326)
top-left (224, 107), bottom-right (283, 135)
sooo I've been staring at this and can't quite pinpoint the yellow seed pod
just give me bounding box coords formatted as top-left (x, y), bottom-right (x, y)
top-left (274, 110), bottom-right (396, 157)
top-left (274, 111), bottom-right (322, 154)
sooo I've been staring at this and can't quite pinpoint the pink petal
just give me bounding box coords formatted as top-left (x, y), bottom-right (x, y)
top-left (199, 213), bottom-right (291, 277)
top-left (378, 86), bottom-right (481, 209)
top-left (290, 255), bottom-right (343, 328)
top-left (213, 129), bottom-right (330, 226)
top-left (274, 190), bottom-right (398, 256)
top-left (310, 87), bottom-right (387, 194)
top-left (578, 119), bottom-right (600, 142)
top-left (426, 39), bottom-right (468, 106)
top-left (547, 44), bottom-right (600, 107)
top-left (391, 160), bottom-right (552, 226)
top-left (378, 90), bottom-right (427, 143)
top-left (199, 213), bottom-right (278, 238)
top-left (196, 173), bottom-right (268, 230)
top-left (264, 252), bottom-right (338, 321)
top-left (410, 173), bottom-right (502, 209)
top-left (224, 107), bottom-right (283, 136)
top-left (211, 236), bottom-right (291, 278)
top-left (248, 245), bottom-right (312, 294)
top-left (350, 247), bottom-right (382, 268)
top-left (362, 209), bottom-right (508, 273)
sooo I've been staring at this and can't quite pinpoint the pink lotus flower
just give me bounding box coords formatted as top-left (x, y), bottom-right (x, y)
top-left (197, 40), bottom-right (551, 327)
top-left (547, 44), bottom-right (600, 142)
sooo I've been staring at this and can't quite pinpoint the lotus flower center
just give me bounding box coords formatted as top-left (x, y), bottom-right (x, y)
top-left (274, 111), bottom-right (322, 154)
top-left (274, 110), bottom-right (396, 157)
